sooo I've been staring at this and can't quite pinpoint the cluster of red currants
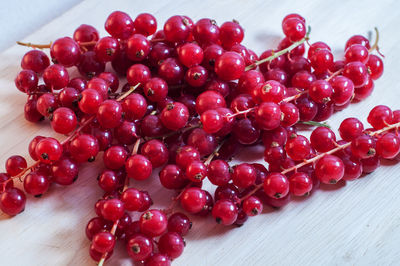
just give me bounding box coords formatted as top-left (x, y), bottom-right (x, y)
top-left (0, 10), bottom-right (388, 265)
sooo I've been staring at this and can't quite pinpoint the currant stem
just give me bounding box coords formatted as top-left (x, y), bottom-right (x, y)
top-left (281, 90), bottom-right (307, 102)
top-left (239, 121), bottom-right (400, 202)
top-left (16, 41), bottom-right (53, 49)
top-left (326, 69), bottom-right (343, 82)
top-left (204, 138), bottom-right (227, 166)
top-left (245, 26), bottom-right (311, 71)
top-left (98, 138), bottom-right (141, 266)
top-left (0, 161), bottom-right (41, 193)
top-left (116, 83), bottom-right (140, 101)
top-left (163, 138), bottom-right (227, 214)
top-left (16, 40), bottom-right (98, 49)
top-left (368, 27), bottom-right (383, 56)
top-left (298, 121), bottom-right (331, 128)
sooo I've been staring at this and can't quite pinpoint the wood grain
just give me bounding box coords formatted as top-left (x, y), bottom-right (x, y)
top-left (1, 0), bottom-right (400, 265)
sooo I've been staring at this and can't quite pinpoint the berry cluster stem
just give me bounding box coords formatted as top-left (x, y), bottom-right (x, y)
top-left (98, 138), bottom-right (142, 266)
top-left (163, 139), bottom-right (227, 214)
top-left (16, 40), bottom-right (98, 49)
top-left (240, 121), bottom-right (400, 202)
top-left (245, 26), bottom-right (311, 71)
top-left (1, 84), bottom-right (141, 193)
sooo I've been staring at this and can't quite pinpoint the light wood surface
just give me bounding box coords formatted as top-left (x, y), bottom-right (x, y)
top-left (1, 0), bottom-right (400, 265)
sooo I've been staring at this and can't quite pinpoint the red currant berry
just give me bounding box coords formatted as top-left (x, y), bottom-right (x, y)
top-left (79, 89), bottom-right (102, 114)
top-left (219, 21), bottom-right (244, 49)
top-left (342, 61), bottom-right (369, 88)
top-left (176, 146), bottom-right (201, 169)
top-left (310, 49), bottom-right (334, 73)
top-left (0, 188), bottom-right (26, 215)
top-left (145, 253), bottom-right (171, 266)
top-left (207, 160), bottom-right (231, 186)
top-left (35, 137), bottom-right (63, 163)
top-left (307, 41), bottom-right (331, 58)
top-left (21, 50), bottom-right (50, 73)
top-left (43, 64), bottom-right (69, 90)
top-left (285, 134), bottom-right (311, 161)
top-left (126, 34), bottom-right (151, 61)
top-left (160, 102), bottom-right (189, 131)
top-left (94, 37), bottom-right (120, 62)
top-left (101, 198), bottom-right (125, 222)
top-left (134, 13), bottom-right (157, 36)
top-left (354, 75), bottom-right (374, 101)
top-left (254, 102), bottom-right (281, 131)
top-left (185, 161), bottom-right (207, 182)
top-left (180, 187), bottom-right (206, 213)
top-left (139, 209), bottom-right (167, 237)
top-left (242, 196), bottom-right (263, 216)
top-left (52, 157), bottom-right (79, 185)
top-left (232, 163), bottom-right (256, 188)
top-left (289, 172), bottom-right (312, 196)
top-left (367, 105), bottom-right (393, 129)
top-left (361, 155), bottom-right (380, 174)
top-left (159, 164), bottom-right (188, 190)
top-left (345, 35), bottom-right (370, 50)
top-left (5, 155), bottom-right (27, 176)
top-left (195, 90), bottom-right (226, 114)
top-left (330, 75), bottom-right (354, 106)
top-left (73, 24), bottom-right (99, 49)
top-left (23, 172), bottom-right (50, 196)
top-left (50, 37), bottom-right (81, 67)
top-left (315, 154), bottom-right (344, 184)
top-left (15, 70), bottom-right (38, 93)
top-left (263, 173), bottom-right (289, 199)
top-left (178, 42), bottom-right (204, 67)
top-left (122, 93), bottom-right (147, 121)
top-left (69, 134), bottom-right (99, 162)
top-left (96, 100), bottom-right (122, 129)
top-left (193, 18), bottom-right (220, 46)
top-left (168, 212), bottom-right (191, 236)
top-left (309, 80), bottom-right (333, 103)
top-left (344, 44), bottom-right (369, 64)
top-left (376, 133), bottom-right (400, 159)
top-left (125, 155), bottom-right (152, 180)
top-left (92, 231), bottom-right (115, 253)
top-left (339, 118), bottom-right (364, 141)
top-left (185, 65), bottom-right (208, 87)
top-left (158, 232), bottom-right (185, 259)
top-left (85, 217), bottom-right (110, 241)
top-left (143, 78), bottom-right (168, 103)
top-left (212, 199), bottom-right (238, 225)
top-left (280, 102), bottom-right (300, 127)
top-left (126, 233), bottom-right (153, 261)
top-left (282, 18), bottom-right (306, 42)
top-left (103, 146), bottom-right (128, 170)
top-left (233, 118), bottom-right (260, 145)
top-left (366, 54), bottom-right (383, 80)
top-left (50, 107), bottom-right (77, 134)
top-left (342, 157), bottom-right (363, 181)
top-left (105, 11), bottom-right (134, 39)
top-left (310, 127), bottom-right (337, 152)
top-left (158, 58), bottom-right (185, 85)
top-left (215, 51), bottom-right (245, 81)
top-left (203, 44), bottom-right (224, 70)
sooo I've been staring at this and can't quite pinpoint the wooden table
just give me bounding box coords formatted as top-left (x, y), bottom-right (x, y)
top-left (1, 0), bottom-right (400, 265)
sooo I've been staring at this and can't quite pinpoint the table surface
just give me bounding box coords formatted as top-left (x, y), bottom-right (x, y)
top-left (1, 0), bottom-right (400, 265)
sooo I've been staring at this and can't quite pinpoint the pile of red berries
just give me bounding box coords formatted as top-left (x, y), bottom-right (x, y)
top-left (1, 10), bottom-right (389, 265)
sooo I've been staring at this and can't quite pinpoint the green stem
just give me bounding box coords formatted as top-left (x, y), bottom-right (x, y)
top-left (245, 26), bottom-right (311, 71)
top-left (298, 121), bottom-right (331, 128)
